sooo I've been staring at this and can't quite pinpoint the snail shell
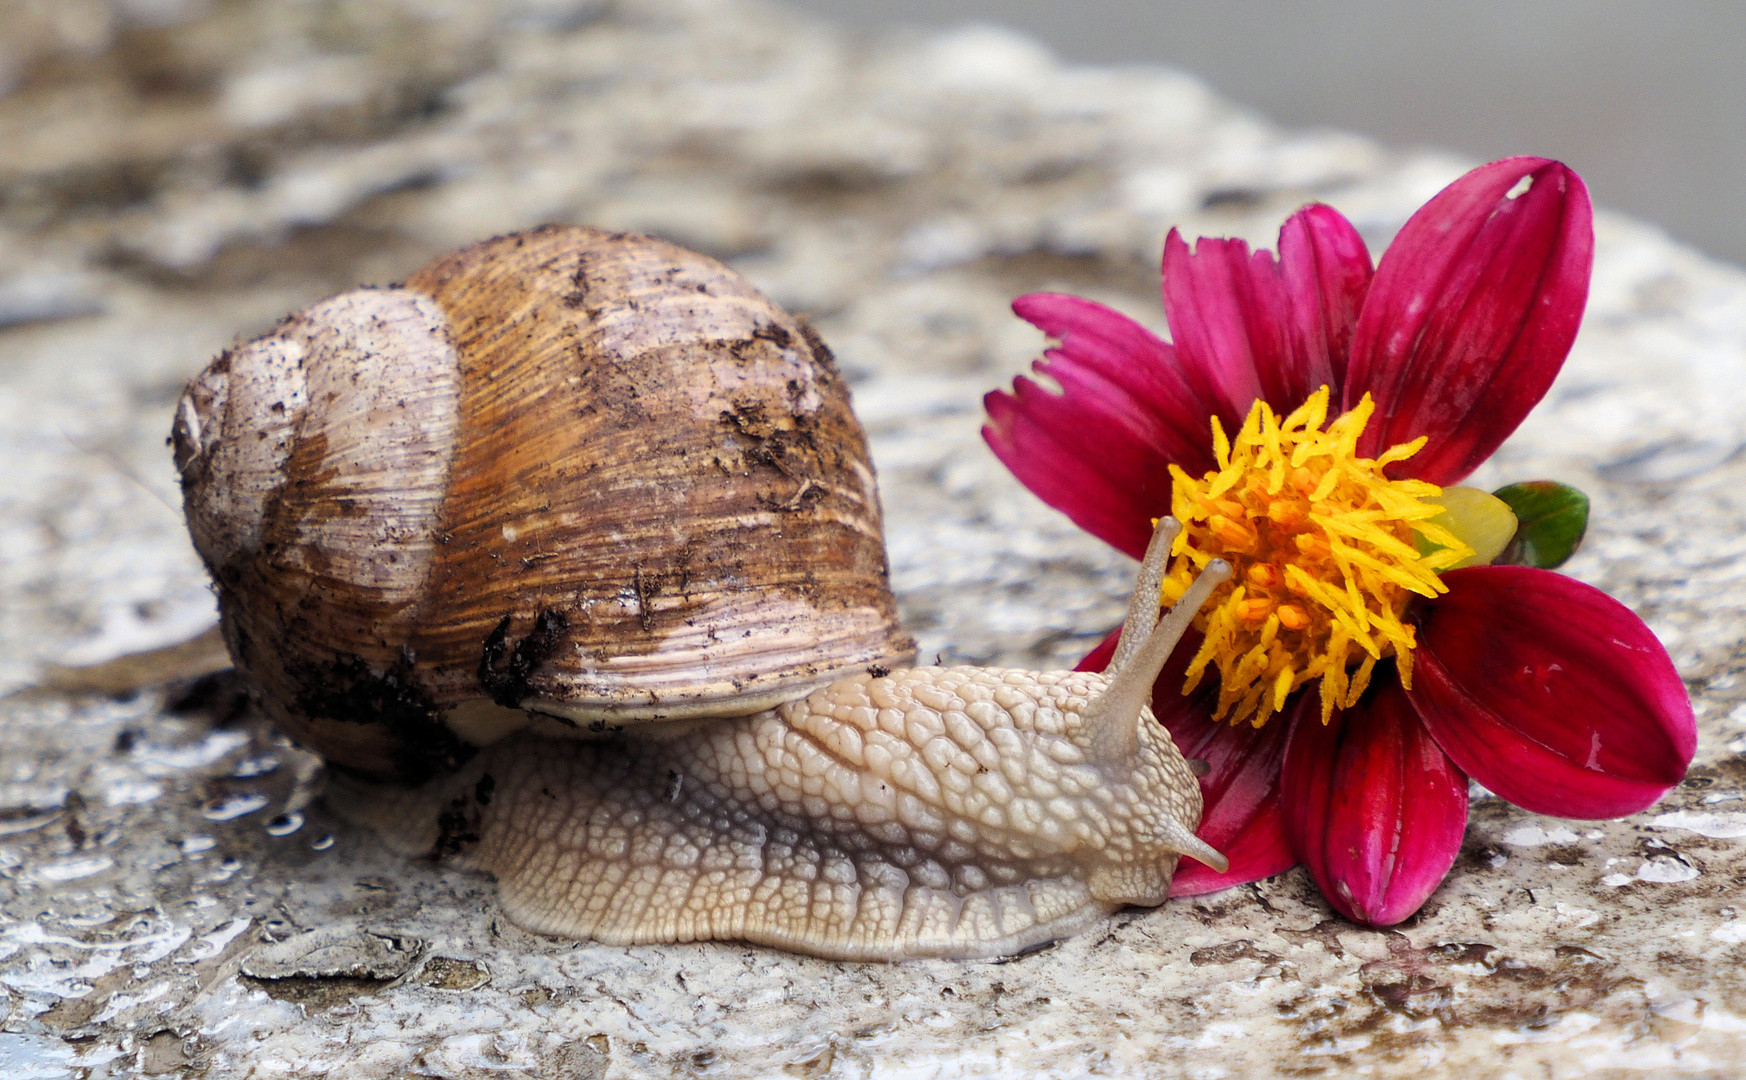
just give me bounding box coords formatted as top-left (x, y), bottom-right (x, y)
top-left (172, 226), bottom-right (914, 781)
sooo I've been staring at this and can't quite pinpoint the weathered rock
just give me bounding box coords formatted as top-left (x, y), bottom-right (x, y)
top-left (2, 0), bottom-right (1743, 1076)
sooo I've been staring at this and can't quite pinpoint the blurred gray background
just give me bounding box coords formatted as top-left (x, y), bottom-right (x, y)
top-left (795, 0), bottom-right (1746, 265)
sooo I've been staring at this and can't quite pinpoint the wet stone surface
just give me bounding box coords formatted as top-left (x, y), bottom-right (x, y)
top-left (2, 0), bottom-right (1745, 1076)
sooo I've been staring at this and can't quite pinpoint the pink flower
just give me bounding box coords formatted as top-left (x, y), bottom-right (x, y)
top-left (983, 158), bottom-right (1696, 926)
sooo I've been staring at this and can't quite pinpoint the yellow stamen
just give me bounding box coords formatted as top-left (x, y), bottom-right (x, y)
top-left (1246, 563), bottom-right (1282, 589)
top-left (1234, 597), bottom-right (1273, 623)
top-left (1209, 515), bottom-right (1257, 552)
top-left (1161, 387), bottom-right (1473, 726)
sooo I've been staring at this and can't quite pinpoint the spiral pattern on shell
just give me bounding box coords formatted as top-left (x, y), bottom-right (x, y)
top-left (173, 226), bottom-right (915, 780)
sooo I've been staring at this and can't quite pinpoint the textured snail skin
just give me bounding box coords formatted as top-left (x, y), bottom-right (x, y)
top-left (173, 227), bottom-right (914, 781)
top-left (335, 531), bottom-right (1231, 961)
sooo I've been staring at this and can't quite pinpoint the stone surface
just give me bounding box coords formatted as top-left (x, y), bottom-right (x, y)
top-left (2, 0), bottom-right (1744, 1076)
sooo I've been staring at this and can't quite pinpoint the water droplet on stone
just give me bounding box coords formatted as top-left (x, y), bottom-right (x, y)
top-left (143, 729), bottom-right (250, 770)
top-left (232, 754), bottom-right (280, 779)
top-left (37, 856), bottom-right (114, 882)
top-left (310, 834), bottom-right (335, 851)
top-left (265, 812), bottom-right (304, 836)
top-left (102, 777), bottom-right (164, 806)
top-left (201, 793), bottom-right (270, 821)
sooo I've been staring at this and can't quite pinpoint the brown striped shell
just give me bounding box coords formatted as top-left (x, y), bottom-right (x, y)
top-left (173, 226), bottom-right (914, 781)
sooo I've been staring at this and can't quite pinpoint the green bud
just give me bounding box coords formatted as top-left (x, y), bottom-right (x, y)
top-left (1492, 481), bottom-right (1590, 569)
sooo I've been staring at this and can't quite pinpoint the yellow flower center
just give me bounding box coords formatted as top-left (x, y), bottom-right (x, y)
top-left (1159, 386), bottom-right (1473, 728)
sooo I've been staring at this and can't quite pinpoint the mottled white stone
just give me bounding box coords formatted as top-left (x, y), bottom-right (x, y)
top-left (1, 0), bottom-right (1744, 1076)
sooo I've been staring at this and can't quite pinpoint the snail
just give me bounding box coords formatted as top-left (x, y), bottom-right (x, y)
top-left (172, 225), bottom-right (1230, 960)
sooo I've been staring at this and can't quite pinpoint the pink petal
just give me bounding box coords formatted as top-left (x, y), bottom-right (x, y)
top-left (1282, 682), bottom-right (1470, 927)
top-left (1278, 204), bottom-right (1374, 398)
top-left (984, 390), bottom-right (1157, 558)
top-left (1160, 209), bottom-right (1375, 421)
top-left (1013, 293), bottom-right (1221, 472)
top-left (1407, 565), bottom-right (1696, 819)
top-left (1079, 628), bottom-right (1295, 895)
top-left (985, 294), bottom-right (1219, 557)
top-left (1344, 157), bottom-right (1593, 484)
top-left (1160, 229), bottom-right (1268, 422)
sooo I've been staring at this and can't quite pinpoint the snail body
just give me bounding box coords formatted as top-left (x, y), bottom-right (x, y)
top-left (342, 525), bottom-right (1231, 961)
top-left (174, 226), bottom-right (1226, 961)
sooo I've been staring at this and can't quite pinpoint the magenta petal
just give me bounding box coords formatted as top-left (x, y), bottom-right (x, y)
top-left (1078, 627), bottom-right (1295, 895)
top-left (1345, 157), bottom-right (1593, 484)
top-left (1160, 212), bottom-right (1374, 422)
top-left (984, 389), bottom-right (1157, 558)
top-left (986, 294), bottom-right (1219, 557)
top-left (1277, 203), bottom-right (1374, 399)
top-left (1012, 293), bottom-right (1221, 474)
top-left (1408, 565), bottom-right (1696, 819)
top-left (1160, 229), bottom-right (1269, 424)
top-left (1282, 683), bottom-right (1470, 927)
